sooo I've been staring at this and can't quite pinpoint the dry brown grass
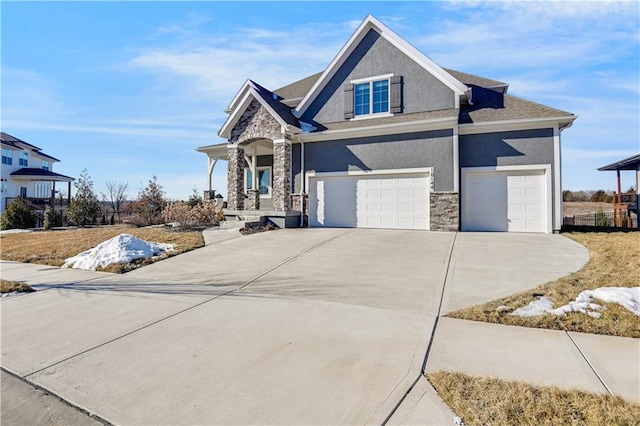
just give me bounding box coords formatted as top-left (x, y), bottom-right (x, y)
top-left (0, 225), bottom-right (204, 273)
top-left (563, 201), bottom-right (613, 217)
top-left (449, 232), bottom-right (640, 338)
top-left (0, 279), bottom-right (34, 294)
top-left (428, 371), bottom-right (640, 426)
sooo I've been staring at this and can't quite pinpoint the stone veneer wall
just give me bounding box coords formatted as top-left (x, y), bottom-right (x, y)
top-left (290, 194), bottom-right (309, 215)
top-left (227, 146), bottom-right (245, 210)
top-left (272, 140), bottom-right (291, 211)
top-left (430, 192), bottom-right (459, 231)
top-left (231, 99), bottom-right (282, 144)
top-left (246, 189), bottom-right (260, 210)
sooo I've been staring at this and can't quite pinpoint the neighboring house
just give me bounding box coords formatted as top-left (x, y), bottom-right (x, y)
top-left (1, 132), bottom-right (74, 218)
top-left (197, 15), bottom-right (576, 233)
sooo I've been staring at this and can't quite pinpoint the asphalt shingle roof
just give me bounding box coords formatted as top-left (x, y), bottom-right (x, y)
top-left (459, 86), bottom-right (574, 124)
top-left (10, 168), bottom-right (74, 181)
top-left (1, 132), bottom-right (60, 161)
top-left (250, 80), bottom-right (301, 128)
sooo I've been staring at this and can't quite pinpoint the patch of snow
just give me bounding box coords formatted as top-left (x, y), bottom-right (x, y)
top-left (1, 291), bottom-right (24, 299)
top-left (62, 233), bottom-right (174, 271)
top-left (510, 287), bottom-right (640, 318)
top-left (510, 296), bottom-right (555, 317)
top-left (454, 416), bottom-right (466, 425)
top-left (0, 229), bottom-right (33, 234)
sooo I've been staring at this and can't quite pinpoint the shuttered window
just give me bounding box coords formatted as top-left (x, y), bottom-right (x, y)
top-left (346, 74), bottom-right (402, 119)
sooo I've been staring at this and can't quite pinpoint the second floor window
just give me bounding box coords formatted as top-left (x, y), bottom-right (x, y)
top-left (354, 79), bottom-right (389, 116)
top-left (42, 160), bottom-right (50, 171)
top-left (19, 151), bottom-right (28, 166)
top-left (2, 148), bottom-right (12, 165)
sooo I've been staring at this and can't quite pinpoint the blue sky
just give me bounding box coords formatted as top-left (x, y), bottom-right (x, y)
top-left (2, 1), bottom-right (639, 200)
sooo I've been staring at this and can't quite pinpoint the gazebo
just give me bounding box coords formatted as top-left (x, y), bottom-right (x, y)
top-left (598, 153), bottom-right (640, 227)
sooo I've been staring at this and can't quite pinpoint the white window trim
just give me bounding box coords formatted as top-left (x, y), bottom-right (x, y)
top-left (461, 164), bottom-right (552, 234)
top-left (244, 166), bottom-right (272, 198)
top-left (350, 73), bottom-right (394, 119)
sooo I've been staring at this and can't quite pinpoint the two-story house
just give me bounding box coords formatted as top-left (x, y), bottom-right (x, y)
top-left (1, 132), bottom-right (74, 218)
top-left (197, 15), bottom-right (576, 233)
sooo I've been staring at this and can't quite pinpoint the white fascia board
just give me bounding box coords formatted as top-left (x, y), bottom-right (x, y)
top-left (458, 116), bottom-right (577, 135)
top-left (224, 80), bottom-right (253, 114)
top-left (298, 116), bottom-right (458, 143)
top-left (294, 15), bottom-right (468, 118)
top-left (294, 17), bottom-right (375, 118)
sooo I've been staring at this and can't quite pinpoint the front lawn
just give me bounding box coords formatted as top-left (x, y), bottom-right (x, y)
top-left (0, 225), bottom-right (204, 273)
top-left (428, 371), bottom-right (640, 426)
top-left (448, 232), bottom-right (640, 338)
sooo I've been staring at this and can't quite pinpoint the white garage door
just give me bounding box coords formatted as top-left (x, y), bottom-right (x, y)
top-left (463, 170), bottom-right (547, 233)
top-left (309, 173), bottom-right (430, 230)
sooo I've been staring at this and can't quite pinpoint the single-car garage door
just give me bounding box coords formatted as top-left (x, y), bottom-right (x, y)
top-left (462, 169), bottom-right (548, 233)
top-left (309, 172), bottom-right (430, 230)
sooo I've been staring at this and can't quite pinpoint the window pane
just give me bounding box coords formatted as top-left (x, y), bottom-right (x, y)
top-left (258, 170), bottom-right (270, 195)
top-left (354, 83), bottom-right (370, 116)
top-left (373, 80), bottom-right (389, 113)
top-left (246, 170), bottom-right (253, 189)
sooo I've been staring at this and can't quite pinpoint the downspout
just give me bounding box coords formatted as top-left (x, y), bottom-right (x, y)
top-left (300, 140), bottom-right (305, 227)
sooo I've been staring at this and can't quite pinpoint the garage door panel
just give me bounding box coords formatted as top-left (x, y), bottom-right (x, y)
top-left (464, 170), bottom-right (546, 233)
top-left (309, 173), bottom-right (429, 230)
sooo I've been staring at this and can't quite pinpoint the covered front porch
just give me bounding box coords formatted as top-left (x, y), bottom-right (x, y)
top-left (197, 79), bottom-right (304, 227)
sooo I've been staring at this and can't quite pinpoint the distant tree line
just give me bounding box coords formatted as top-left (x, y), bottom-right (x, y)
top-left (562, 187), bottom-right (636, 203)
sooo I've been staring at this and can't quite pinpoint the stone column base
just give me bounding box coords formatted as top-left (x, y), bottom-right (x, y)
top-left (246, 189), bottom-right (260, 210)
top-left (430, 192), bottom-right (459, 231)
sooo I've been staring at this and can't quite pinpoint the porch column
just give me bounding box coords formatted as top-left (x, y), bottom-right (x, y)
top-left (227, 144), bottom-right (245, 210)
top-left (272, 138), bottom-right (291, 212)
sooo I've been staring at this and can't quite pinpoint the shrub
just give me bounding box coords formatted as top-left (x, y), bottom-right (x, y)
top-left (590, 189), bottom-right (613, 203)
top-left (43, 205), bottom-right (56, 230)
top-left (0, 198), bottom-right (35, 230)
top-left (67, 169), bottom-right (102, 226)
top-left (162, 200), bottom-right (220, 229)
top-left (595, 208), bottom-right (611, 227)
top-left (132, 176), bottom-right (166, 226)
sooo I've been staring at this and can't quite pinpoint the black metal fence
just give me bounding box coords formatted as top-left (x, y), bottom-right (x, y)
top-left (563, 211), bottom-right (638, 228)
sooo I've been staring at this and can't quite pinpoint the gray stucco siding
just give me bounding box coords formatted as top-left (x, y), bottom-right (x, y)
top-left (459, 128), bottom-right (558, 230)
top-left (459, 129), bottom-right (554, 168)
top-left (301, 29), bottom-right (455, 124)
top-left (292, 130), bottom-right (454, 193)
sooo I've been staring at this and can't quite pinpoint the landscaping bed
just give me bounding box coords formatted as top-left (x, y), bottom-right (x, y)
top-left (448, 232), bottom-right (640, 338)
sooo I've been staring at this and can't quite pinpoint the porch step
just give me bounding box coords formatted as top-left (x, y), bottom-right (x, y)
top-left (220, 215), bottom-right (262, 229)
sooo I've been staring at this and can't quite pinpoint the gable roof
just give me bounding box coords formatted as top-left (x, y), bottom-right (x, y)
top-left (1, 132), bottom-right (60, 162)
top-left (219, 80), bottom-right (301, 139)
top-left (293, 15), bottom-right (469, 118)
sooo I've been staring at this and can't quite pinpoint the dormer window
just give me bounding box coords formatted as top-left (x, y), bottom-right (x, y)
top-left (42, 160), bottom-right (50, 171)
top-left (19, 151), bottom-right (28, 166)
top-left (344, 74), bottom-right (403, 119)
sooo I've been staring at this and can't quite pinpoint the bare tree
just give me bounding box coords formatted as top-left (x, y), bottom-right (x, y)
top-left (103, 180), bottom-right (129, 222)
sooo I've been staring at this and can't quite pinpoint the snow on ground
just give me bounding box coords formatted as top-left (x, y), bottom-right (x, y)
top-left (62, 233), bottom-right (174, 271)
top-left (511, 287), bottom-right (640, 318)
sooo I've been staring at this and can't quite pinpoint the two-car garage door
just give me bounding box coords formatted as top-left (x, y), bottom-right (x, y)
top-left (309, 172), bottom-right (430, 230)
top-left (462, 169), bottom-right (549, 233)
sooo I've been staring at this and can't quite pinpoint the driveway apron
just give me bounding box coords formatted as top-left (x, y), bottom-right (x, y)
top-left (1, 229), bottom-right (455, 424)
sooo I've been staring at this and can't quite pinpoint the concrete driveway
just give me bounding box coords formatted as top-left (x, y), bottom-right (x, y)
top-left (1, 228), bottom-right (588, 424)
